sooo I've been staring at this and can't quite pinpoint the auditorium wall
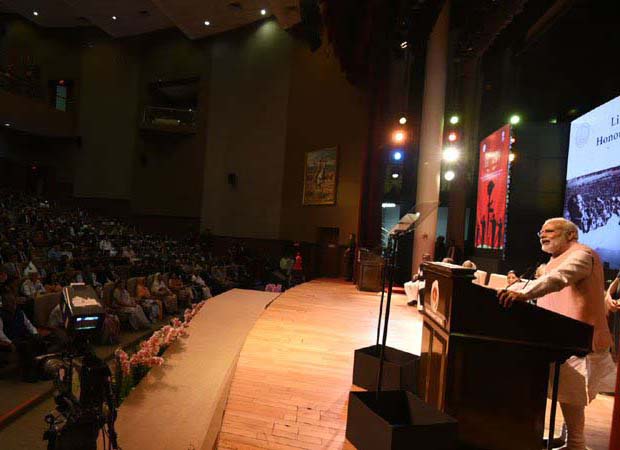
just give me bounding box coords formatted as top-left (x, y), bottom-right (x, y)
top-left (131, 30), bottom-right (208, 219)
top-left (279, 37), bottom-right (368, 245)
top-left (201, 21), bottom-right (292, 239)
top-left (74, 40), bottom-right (140, 201)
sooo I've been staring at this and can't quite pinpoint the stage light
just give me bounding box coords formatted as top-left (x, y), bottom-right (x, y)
top-left (442, 146), bottom-right (460, 162)
top-left (392, 130), bottom-right (406, 144)
top-left (444, 170), bottom-right (455, 181)
top-left (33, 11), bottom-right (39, 16)
top-left (112, 16), bottom-right (117, 20)
top-left (392, 151), bottom-right (403, 161)
top-left (509, 114), bottom-right (521, 125)
top-left (400, 41), bottom-right (408, 49)
top-left (509, 152), bottom-right (516, 162)
top-left (448, 132), bottom-right (457, 142)
top-left (399, 117), bottom-right (407, 125)
top-left (260, 8), bottom-right (267, 15)
top-left (391, 173), bottom-right (400, 179)
top-left (382, 203), bottom-right (396, 208)
top-left (449, 115), bottom-right (459, 125)
top-left (204, 20), bottom-right (210, 26)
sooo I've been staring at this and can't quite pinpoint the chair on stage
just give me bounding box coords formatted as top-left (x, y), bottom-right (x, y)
top-left (473, 270), bottom-right (488, 285)
top-left (487, 273), bottom-right (508, 289)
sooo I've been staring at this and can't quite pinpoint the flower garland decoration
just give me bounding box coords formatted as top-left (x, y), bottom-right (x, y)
top-left (114, 300), bottom-right (207, 399)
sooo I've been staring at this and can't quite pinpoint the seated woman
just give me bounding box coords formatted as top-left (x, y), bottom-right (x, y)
top-left (150, 273), bottom-right (178, 314)
top-left (506, 270), bottom-right (521, 287)
top-left (167, 272), bottom-right (194, 307)
top-left (111, 280), bottom-right (151, 330)
top-left (134, 278), bottom-right (161, 322)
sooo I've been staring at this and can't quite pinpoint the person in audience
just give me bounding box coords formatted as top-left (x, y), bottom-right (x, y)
top-left (111, 280), bottom-right (151, 330)
top-left (0, 281), bottom-right (46, 382)
top-left (168, 272), bottom-right (194, 307)
top-left (151, 273), bottom-right (178, 314)
top-left (134, 278), bottom-right (161, 322)
top-left (43, 273), bottom-right (63, 293)
top-left (498, 217), bottom-right (616, 450)
top-left (46, 303), bottom-right (70, 351)
top-left (21, 272), bottom-right (46, 298)
top-left (190, 271), bottom-right (212, 300)
top-left (23, 260), bottom-right (39, 276)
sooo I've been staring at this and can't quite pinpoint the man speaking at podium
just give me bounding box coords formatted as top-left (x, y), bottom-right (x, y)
top-left (498, 217), bottom-right (616, 450)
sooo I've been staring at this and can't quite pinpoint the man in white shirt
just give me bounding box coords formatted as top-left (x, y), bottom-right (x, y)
top-left (499, 218), bottom-right (616, 450)
top-left (21, 273), bottom-right (46, 298)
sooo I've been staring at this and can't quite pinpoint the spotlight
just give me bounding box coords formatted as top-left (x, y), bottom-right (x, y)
top-left (4, 123), bottom-right (10, 127)
top-left (391, 173), bottom-right (400, 179)
top-left (33, 11), bottom-right (39, 16)
top-left (260, 8), bottom-right (267, 15)
top-left (392, 151), bottom-right (403, 161)
top-left (442, 146), bottom-right (460, 162)
top-left (449, 115), bottom-right (459, 125)
top-left (400, 41), bottom-right (408, 49)
top-left (382, 203), bottom-right (396, 208)
top-left (399, 117), bottom-right (407, 125)
top-left (509, 114), bottom-right (521, 125)
top-left (448, 132), bottom-right (457, 142)
top-left (112, 15), bottom-right (117, 20)
top-left (204, 20), bottom-right (210, 26)
top-left (444, 170), bottom-right (455, 181)
top-left (392, 130), bottom-right (406, 144)
top-left (509, 152), bottom-right (516, 162)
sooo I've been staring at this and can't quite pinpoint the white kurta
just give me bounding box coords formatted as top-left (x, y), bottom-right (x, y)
top-left (520, 250), bottom-right (617, 405)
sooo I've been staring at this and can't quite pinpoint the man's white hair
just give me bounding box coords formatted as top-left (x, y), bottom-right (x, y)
top-left (544, 217), bottom-right (579, 240)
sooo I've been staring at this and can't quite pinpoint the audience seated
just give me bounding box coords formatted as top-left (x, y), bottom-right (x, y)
top-left (0, 283), bottom-right (46, 382)
top-left (111, 280), bottom-right (151, 330)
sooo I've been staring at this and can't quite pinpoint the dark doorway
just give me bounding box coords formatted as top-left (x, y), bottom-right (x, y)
top-left (317, 227), bottom-right (340, 278)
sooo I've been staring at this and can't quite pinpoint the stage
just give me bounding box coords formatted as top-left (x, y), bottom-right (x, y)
top-left (111, 280), bottom-right (613, 450)
top-left (217, 279), bottom-right (420, 449)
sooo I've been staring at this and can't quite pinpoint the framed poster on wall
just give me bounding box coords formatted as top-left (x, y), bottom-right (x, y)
top-left (302, 147), bottom-right (338, 205)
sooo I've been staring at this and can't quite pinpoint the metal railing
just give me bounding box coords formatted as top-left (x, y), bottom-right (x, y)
top-left (142, 106), bottom-right (197, 128)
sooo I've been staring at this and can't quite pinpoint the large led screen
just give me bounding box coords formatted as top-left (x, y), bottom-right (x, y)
top-left (475, 124), bottom-right (511, 250)
top-left (564, 95), bottom-right (620, 269)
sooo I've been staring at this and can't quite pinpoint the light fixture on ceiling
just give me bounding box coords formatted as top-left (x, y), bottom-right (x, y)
top-left (400, 41), bottom-right (408, 49)
top-left (112, 16), bottom-right (117, 20)
top-left (33, 11), bottom-right (39, 16)
top-left (260, 8), bottom-right (267, 15)
top-left (4, 123), bottom-right (10, 127)
top-left (204, 20), bottom-right (210, 26)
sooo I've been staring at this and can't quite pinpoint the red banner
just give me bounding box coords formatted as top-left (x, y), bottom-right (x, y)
top-left (475, 124), bottom-right (511, 249)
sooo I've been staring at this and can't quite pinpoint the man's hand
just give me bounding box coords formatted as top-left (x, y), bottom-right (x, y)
top-left (605, 293), bottom-right (620, 314)
top-left (497, 289), bottom-right (528, 308)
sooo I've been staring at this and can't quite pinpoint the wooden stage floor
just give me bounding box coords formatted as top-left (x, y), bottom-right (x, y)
top-left (217, 279), bottom-right (615, 450)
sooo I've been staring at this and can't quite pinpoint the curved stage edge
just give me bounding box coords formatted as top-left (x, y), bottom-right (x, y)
top-left (216, 279), bottom-right (420, 450)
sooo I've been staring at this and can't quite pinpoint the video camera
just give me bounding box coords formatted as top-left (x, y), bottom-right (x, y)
top-left (39, 284), bottom-right (119, 450)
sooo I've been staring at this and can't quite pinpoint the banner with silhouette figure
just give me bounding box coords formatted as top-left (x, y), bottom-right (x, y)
top-left (475, 124), bottom-right (511, 249)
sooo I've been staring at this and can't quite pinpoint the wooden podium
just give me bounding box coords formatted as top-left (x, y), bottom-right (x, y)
top-left (418, 262), bottom-right (593, 450)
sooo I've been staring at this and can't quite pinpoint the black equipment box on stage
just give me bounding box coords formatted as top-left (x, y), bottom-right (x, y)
top-left (346, 390), bottom-right (458, 450)
top-left (352, 345), bottom-right (418, 392)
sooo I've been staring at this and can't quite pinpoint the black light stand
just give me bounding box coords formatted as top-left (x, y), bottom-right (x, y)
top-left (346, 213), bottom-right (458, 450)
